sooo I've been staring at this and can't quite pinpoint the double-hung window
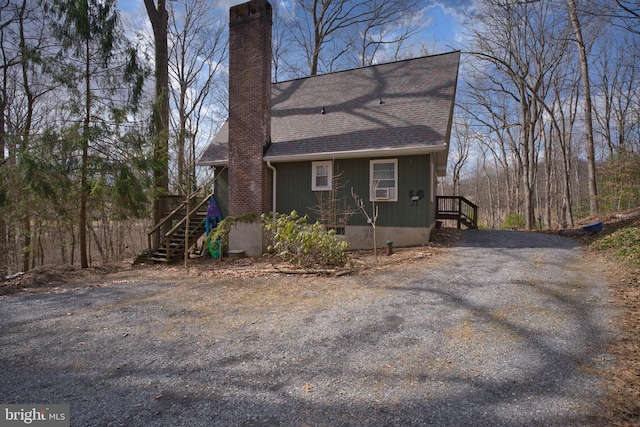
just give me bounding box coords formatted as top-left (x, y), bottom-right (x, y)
top-left (370, 159), bottom-right (398, 201)
top-left (312, 160), bottom-right (332, 191)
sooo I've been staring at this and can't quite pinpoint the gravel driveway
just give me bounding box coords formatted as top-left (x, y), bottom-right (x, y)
top-left (0, 230), bottom-right (615, 426)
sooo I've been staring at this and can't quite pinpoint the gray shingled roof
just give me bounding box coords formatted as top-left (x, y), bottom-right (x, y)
top-left (197, 51), bottom-right (460, 175)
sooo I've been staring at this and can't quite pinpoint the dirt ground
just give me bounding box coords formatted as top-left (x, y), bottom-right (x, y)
top-left (0, 227), bottom-right (460, 297)
top-left (1, 223), bottom-right (638, 426)
top-left (569, 211), bottom-right (640, 426)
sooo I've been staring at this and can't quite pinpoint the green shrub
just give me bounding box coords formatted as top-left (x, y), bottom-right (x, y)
top-left (503, 212), bottom-right (525, 230)
top-left (206, 213), bottom-right (258, 249)
top-left (261, 211), bottom-right (348, 267)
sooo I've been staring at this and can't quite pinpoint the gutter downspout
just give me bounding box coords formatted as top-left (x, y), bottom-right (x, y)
top-left (266, 160), bottom-right (277, 214)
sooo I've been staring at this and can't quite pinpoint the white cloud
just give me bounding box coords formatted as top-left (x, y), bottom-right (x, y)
top-left (217, 0), bottom-right (247, 12)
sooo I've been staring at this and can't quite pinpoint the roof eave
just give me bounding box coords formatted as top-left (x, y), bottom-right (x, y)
top-left (264, 144), bottom-right (448, 163)
top-left (196, 144), bottom-right (449, 167)
top-left (196, 159), bottom-right (228, 167)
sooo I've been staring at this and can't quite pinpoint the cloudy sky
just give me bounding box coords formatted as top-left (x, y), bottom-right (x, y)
top-left (117, 0), bottom-right (473, 53)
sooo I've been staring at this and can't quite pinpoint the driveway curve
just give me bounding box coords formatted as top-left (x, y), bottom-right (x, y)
top-left (0, 230), bottom-right (615, 426)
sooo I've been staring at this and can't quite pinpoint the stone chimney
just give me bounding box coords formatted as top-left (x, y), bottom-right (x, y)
top-left (228, 0), bottom-right (273, 216)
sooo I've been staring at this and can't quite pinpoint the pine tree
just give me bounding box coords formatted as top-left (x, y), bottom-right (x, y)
top-left (49, 0), bottom-right (145, 268)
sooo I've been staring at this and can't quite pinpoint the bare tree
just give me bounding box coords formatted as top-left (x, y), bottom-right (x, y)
top-left (272, 1), bottom-right (305, 82)
top-left (351, 0), bottom-right (422, 66)
top-left (547, 57), bottom-right (581, 228)
top-left (450, 110), bottom-right (472, 196)
top-left (566, 0), bottom-right (599, 215)
top-left (1, 0), bottom-right (57, 271)
top-left (610, 0), bottom-right (640, 35)
top-left (309, 169), bottom-right (355, 232)
top-left (144, 0), bottom-right (170, 240)
top-left (0, 0), bottom-right (18, 275)
top-left (351, 186), bottom-right (379, 264)
top-left (286, 0), bottom-right (421, 76)
top-left (452, 0), bottom-right (638, 228)
top-left (466, 0), bottom-right (567, 229)
top-left (592, 34), bottom-right (640, 157)
top-left (17, 0), bottom-right (36, 271)
top-left (168, 0), bottom-right (227, 193)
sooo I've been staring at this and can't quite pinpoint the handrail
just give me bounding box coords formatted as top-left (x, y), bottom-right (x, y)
top-left (147, 193), bottom-right (199, 252)
top-left (436, 196), bottom-right (478, 229)
top-left (163, 193), bottom-right (214, 260)
top-left (164, 193), bottom-right (212, 238)
top-left (459, 196), bottom-right (477, 224)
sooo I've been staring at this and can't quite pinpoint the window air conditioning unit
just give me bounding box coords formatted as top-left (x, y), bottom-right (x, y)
top-left (375, 188), bottom-right (390, 200)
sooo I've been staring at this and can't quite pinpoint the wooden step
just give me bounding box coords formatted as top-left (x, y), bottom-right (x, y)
top-left (148, 208), bottom-right (209, 263)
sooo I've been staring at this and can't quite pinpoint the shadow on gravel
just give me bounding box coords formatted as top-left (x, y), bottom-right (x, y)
top-left (383, 281), bottom-right (606, 425)
top-left (0, 230), bottom-right (613, 426)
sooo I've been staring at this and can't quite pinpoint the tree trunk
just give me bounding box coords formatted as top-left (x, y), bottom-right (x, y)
top-left (144, 0), bottom-right (170, 243)
top-left (521, 82), bottom-right (535, 231)
top-left (18, 0), bottom-right (33, 272)
top-left (567, 0), bottom-right (598, 215)
top-left (311, 38), bottom-right (321, 76)
top-left (80, 36), bottom-right (91, 268)
top-left (544, 127), bottom-right (552, 229)
top-left (560, 141), bottom-right (574, 228)
top-left (0, 50), bottom-right (7, 276)
top-left (22, 220), bottom-right (30, 272)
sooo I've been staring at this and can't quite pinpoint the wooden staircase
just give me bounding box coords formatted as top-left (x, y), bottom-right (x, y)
top-left (436, 196), bottom-right (478, 229)
top-left (147, 193), bottom-right (214, 263)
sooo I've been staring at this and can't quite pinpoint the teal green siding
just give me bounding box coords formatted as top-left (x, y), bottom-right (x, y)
top-left (214, 168), bottom-right (229, 218)
top-left (275, 155), bottom-right (435, 228)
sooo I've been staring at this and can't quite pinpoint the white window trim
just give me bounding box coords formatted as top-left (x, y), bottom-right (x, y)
top-left (312, 160), bottom-right (333, 191)
top-left (370, 159), bottom-right (398, 202)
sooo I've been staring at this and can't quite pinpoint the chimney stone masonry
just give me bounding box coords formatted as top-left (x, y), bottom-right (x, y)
top-left (227, 0), bottom-right (273, 217)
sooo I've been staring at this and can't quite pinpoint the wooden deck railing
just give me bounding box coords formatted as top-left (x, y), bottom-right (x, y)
top-left (161, 193), bottom-right (213, 261)
top-left (436, 196), bottom-right (478, 229)
top-left (146, 192), bottom-right (216, 262)
top-left (147, 194), bottom-right (200, 254)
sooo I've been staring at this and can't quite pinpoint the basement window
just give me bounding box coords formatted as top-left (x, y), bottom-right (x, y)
top-left (312, 161), bottom-right (332, 191)
top-left (370, 159), bottom-right (398, 201)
